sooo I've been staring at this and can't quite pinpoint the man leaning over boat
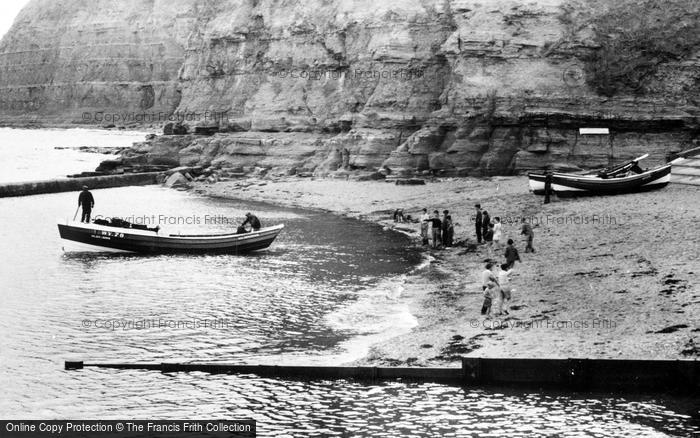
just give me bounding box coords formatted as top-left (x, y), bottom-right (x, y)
top-left (237, 212), bottom-right (262, 233)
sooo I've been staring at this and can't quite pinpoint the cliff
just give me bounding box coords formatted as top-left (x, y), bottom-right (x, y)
top-left (1, 0), bottom-right (698, 175)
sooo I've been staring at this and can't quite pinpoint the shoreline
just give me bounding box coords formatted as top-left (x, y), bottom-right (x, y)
top-left (193, 176), bottom-right (699, 366)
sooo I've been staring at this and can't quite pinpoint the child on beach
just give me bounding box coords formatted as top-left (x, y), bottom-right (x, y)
top-left (486, 281), bottom-right (502, 318)
top-left (521, 218), bottom-right (535, 253)
top-left (498, 264), bottom-right (514, 315)
top-left (504, 239), bottom-right (521, 270)
top-left (430, 210), bottom-right (442, 249)
top-left (480, 262), bottom-right (498, 315)
top-left (420, 208), bottom-right (430, 245)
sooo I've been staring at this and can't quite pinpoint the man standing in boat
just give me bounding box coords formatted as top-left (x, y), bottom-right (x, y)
top-left (78, 185), bottom-right (94, 223)
top-left (240, 212), bottom-right (262, 232)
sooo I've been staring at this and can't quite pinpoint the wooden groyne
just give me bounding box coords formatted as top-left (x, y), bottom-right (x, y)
top-left (0, 172), bottom-right (161, 197)
top-left (65, 358), bottom-right (699, 393)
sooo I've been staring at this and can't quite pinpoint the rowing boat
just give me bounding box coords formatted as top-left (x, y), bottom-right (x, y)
top-left (58, 220), bottom-right (284, 254)
top-left (528, 155), bottom-right (671, 196)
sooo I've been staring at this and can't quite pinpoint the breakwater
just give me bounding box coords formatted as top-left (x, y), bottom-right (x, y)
top-left (0, 172), bottom-right (160, 197)
top-left (66, 358), bottom-right (699, 394)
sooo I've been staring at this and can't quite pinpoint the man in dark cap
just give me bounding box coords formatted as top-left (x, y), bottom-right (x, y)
top-left (240, 212), bottom-right (262, 231)
top-left (78, 185), bottom-right (94, 223)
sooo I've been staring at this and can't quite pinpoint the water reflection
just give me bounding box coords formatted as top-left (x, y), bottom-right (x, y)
top-left (32, 370), bottom-right (700, 437)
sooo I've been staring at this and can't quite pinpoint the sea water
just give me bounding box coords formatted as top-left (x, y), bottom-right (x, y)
top-left (0, 128), bottom-right (697, 437)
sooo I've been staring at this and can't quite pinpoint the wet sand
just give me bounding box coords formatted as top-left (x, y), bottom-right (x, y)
top-left (195, 176), bottom-right (699, 365)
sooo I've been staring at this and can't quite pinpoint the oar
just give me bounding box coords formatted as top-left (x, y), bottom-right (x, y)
top-left (72, 206), bottom-right (80, 221)
top-left (632, 153), bottom-right (649, 162)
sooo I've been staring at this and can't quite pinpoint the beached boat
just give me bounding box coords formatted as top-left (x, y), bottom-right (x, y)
top-left (58, 220), bottom-right (284, 254)
top-left (528, 159), bottom-right (672, 196)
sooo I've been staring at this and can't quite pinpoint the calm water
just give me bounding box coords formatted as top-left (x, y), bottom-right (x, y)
top-left (0, 127), bottom-right (148, 183)
top-left (0, 129), bottom-right (698, 437)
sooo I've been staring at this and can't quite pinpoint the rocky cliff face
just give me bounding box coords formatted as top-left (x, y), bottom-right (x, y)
top-left (1, 0), bottom-right (698, 175)
top-left (0, 0), bottom-right (196, 125)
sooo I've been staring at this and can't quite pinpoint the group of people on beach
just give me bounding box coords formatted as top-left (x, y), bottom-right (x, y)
top-left (474, 203), bottom-right (526, 317)
top-left (480, 261), bottom-right (513, 317)
top-left (403, 202), bottom-right (539, 319)
top-left (419, 208), bottom-right (454, 248)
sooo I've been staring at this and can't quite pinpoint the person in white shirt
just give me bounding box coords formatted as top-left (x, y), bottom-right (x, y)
top-left (480, 262), bottom-right (498, 315)
top-left (420, 208), bottom-right (430, 245)
top-left (492, 217), bottom-right (503, 250)
top-left (497, 264), bottom-right (514, 315)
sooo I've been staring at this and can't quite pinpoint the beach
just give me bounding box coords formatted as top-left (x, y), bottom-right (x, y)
top-left (195, 176), bottom-right (699, 366)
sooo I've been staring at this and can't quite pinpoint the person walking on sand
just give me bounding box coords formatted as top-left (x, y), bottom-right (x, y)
top-left (504, 239), bottom-right (521, 270)
top-left (481, 262), bottom-right (498, 315)
top-left (78, 185), bottom-right (94, 223)
top-left (474, 204), bottom-right (483, 244)
top-left (420, 208), bottom-right (430, 246)
top-left (521, 218), bottom-right (535, 253)
top-left (430, 210), bottom-right (442, 249)
top-left (481, 210), bottom-right (491, 242)
top-left (492, 217), bottom-right (503, 250)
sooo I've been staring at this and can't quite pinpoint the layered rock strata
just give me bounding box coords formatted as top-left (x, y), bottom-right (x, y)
top-left (1, 0), bottom-right (697, 174)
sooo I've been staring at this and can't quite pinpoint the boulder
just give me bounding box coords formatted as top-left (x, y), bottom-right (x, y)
top-left (357, 171), bottom-right (386, 181)
top-left (164, 122), bottom-right (188, 135)
top-left (163, 172), bottom-right (190, 188)
top-left (173, 123), bottom-right (189, 135)
top-left (95, 159), bottom-right (123, 173)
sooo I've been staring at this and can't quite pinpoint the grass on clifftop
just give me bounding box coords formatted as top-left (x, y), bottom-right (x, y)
top-left (563, 0), bottom-right (700, 97)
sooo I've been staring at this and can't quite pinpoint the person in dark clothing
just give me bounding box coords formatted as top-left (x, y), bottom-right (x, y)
top-left (443, 214), bottom-right (454, 247)
top-left (504, 239), bottom-right (521, 269)
top-left (544, 172), bottom-right (553, 204)
top-left (240, 212), bottom-right (262, 231)
top-left (78, 185), bottom-right (94, 223)
top-left (441, 210), bottom-right (451, 247)
top-left (481, 210), bottom-right (491, 240)
top-left (430, 210), bottom-right (442, 249)
top-left (521, 218), bottom-right (535, 253)
top-left (475, 204), bottom-right (483, 244)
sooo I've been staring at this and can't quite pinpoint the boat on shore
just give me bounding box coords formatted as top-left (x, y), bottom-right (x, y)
top-left (58, 220), bottom-right (284, 254)
top-left (528, 155), bottom-right (672, 196)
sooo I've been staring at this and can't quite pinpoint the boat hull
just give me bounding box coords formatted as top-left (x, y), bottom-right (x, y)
top-left (528, 164), bottom-right (671, 196)
top-left (58, 222), bottom-right (284, 254)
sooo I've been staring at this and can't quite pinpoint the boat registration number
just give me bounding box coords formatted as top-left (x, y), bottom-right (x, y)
top-left (91, 230), bottom-right (125, 239)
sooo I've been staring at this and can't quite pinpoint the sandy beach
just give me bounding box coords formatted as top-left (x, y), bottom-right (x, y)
top-left (194, 176), bottom-right (699, 366)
